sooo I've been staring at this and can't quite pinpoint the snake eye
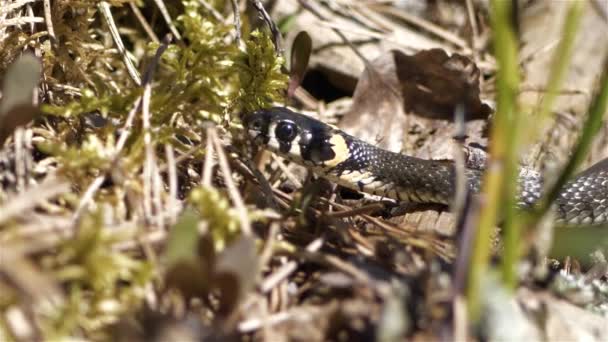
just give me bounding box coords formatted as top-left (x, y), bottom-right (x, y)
top-left (275, 121), bottom-right (297, 142)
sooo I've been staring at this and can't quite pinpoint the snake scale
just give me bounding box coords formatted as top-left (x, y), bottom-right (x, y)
top-left (244, 107), bottom-right (608, 226)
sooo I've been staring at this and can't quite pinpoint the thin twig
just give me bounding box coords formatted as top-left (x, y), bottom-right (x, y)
top-left (0, 0), bottom-right (37, 15)
top-left (0, 179), bottom-right (69, 225)
top-left (142, 55), bottom-right (156, 224)
top-left (250, 0), bottom-right (282, 54)
top-left (202, 130), bottom-right (215, 186)
top-left (72, 37), bottom-right (171, 223)
top-left (152, 0), bottom-right (182, 41)
top-left (368, 3), bottom-right (468, 49)
top-left (450, 105), bottom-right (469, 223)
top-left (298, 0), bottom-right (370, 66)
top-left (324, 203), bottom-right (385, 218)
top-left (209, 128), bottom-right (252, 235)
top-left (260, 238), bottom-right (324, 293)
top-left (230, 0), bottom-right (242, 46)
top-left (98, 1), bottom-right (142, 86)
top-left (129, 2), bottom-right (160, 43)
top-left (258, 222), bottom-right (279, 270)
top-left (42, 0), bottom-right (56, 43)
top-left (465, 0), bottom-right (480, 49)
top-left (165, 144), bottom-right (179, 222)
top-left (198, 0), bottom-right (225, 23)
top-left (0, 16), bottom-right (44, 28)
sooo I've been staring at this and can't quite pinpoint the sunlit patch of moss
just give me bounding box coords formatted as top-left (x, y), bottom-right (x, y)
top-left (39, 210), bottom-right (153, 339)
top-left (189, 186), bottom-right (242, 251)
top-left (1, 0), bottom-right (289, 338)
top-left (234, 30), bottom-right (289, 112)
top-left (39, 1), bottom-right (288, 186)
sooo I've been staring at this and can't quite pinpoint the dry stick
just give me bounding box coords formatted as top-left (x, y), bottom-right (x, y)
top-left (153, 166), bottom-right (164, 229)
top-left (0, 0), bottom-right (37, 15)
top-left (323, 203), bottom-right (385, 218)
top-left (151, 0), bottom-right (182, 41)
top-left (14, 129), bottom-right (25, 192)
top-left (165, 144), bottom-right (179, 221)
top-left (42, 0), bottom-right (56, 43)
top-left (98, 1), bottom-right (141, 86)
top-left (260, 238), bottom-right (324, 293)
top-left (296, 250), bottom-right (375, 286)
top-left (223, 145), bottom-right (282, 210)
top-left (209, 128), bottom-right (252, 236)
top-left (238, 311), bottom-right (294, 333)
top-left (270, 154), bottom-right (302, 188)
top-left (0, 179), bottom-right (69, 224)
top-left (276, 185), bottom-right (453, 259)
top-left (26, 3), bottom-right (35, 32)
top-left (140, 34), bottom-right (173, 227)
top-left (201, 132), bottom-right (215, 186)
top-left (72, 99), bottom-right (141, 223)
top-left (258, 222), bottom-right (280, 272)
top-left (72, 36), bottom-right (171, 224)
top-left (450, 105), bottom-right (469, 225)
top-left (198, 0), bottom-right (225, 23)
top-left (230, 0), bottom-right (241, 45)
top-left (298, 0), bottom-right (370, 66)
top-left (129, 2), bottom-right (160, 43)
top-left (142, 64), bottom-right (155, 224)
top-left (157, 143), bottom-right (205, 174)
top-left (465, 0), bottom-right (480, 48)
top-left (368, 3), bottom-right (469, 50)
top-left (250, 0), bottom-right (283, 54)
top-left (0, 16), bottom-right (44, 27)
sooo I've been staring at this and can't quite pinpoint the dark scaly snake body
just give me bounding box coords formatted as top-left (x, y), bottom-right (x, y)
top-left (244, 107), bottom-right (608, 226)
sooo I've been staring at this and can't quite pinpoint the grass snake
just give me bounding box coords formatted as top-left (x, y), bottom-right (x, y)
top-left (244, 107), bottom-right (608, 226)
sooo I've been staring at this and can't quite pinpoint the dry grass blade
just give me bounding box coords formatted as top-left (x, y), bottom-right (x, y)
top-left (260, 238), bottom-right (324, 293)
top-left (129, 2), bottom-right (160, 43)
top-left (72, 37), bottom-right (170, 223)
top-left (42, 0), bottom-right (55, 43)
top-left (97, 1), bottom-right (141, 86)
top-left (0, 179), bottom-right (69, 224)
top-left (152, 0), bottom-right (182, 41)
top-left (209, 128), bottom-right (252, 236)
top-left (368, 3), bottom-right (469, 50)
top-left (0, 16), bottom-right (44, 28)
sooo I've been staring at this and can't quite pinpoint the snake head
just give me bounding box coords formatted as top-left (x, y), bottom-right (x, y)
top-left (244, 107), bottom-right (349, 167)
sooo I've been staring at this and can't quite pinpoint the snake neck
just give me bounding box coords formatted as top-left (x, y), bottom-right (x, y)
top-left (317, 135), bottom-right (483, 204)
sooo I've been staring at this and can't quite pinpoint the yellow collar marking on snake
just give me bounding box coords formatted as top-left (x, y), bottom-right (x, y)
top-left (323, 134), bottom-right (350, 168)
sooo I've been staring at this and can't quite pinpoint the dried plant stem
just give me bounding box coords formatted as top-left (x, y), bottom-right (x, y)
top-left (209, 128), bottom-right (252, 235)
top-left (198, 0), bottom-right (225, 23)
top-left (72, 37), bottom-right (170, 224)
top-left (260, 238), bottom-right (324, 293)
top-left (98, 1), bottom-right (142, 86)
top-left (250, 0), bottom-right (282, 54)
top-left (129, 2), bottom-right (160, 43)
top-left (152, 0), bottom-right (182, 41)
top-left (0, 179), bottom-right (69, 225)
top-left (42, 0), bottom-right (56, 42)
top-left (0, 16), bottom-right (44, 27)
top-left (230, 0), bottom-right (242, 45)
top-left (369, 3), bottom-right (468, 49)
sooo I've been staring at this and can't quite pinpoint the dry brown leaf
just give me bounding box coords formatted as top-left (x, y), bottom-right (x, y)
top-left (340, 49), bottom-right (491, 153)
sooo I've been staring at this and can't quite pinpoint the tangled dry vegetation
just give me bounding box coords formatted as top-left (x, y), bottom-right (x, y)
top-left (1, 0), bottom-right (608, 341)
